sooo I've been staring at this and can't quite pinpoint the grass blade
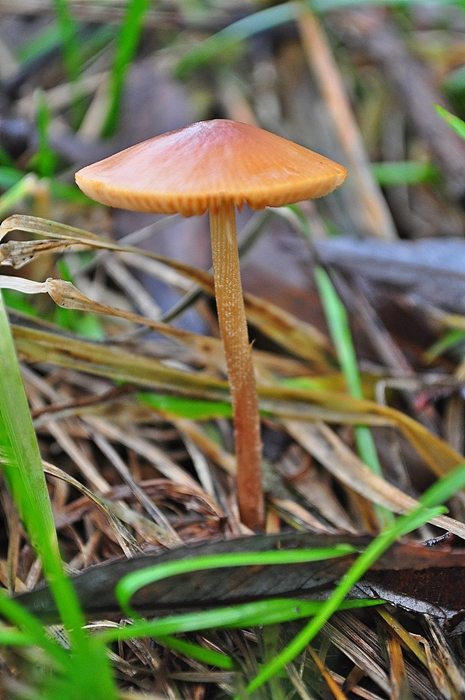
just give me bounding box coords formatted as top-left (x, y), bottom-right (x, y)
top-left (314, 263), bottom-right (392, 527)
top-left (52, 0), bottom-right (81, 127)
top-left (101, 0), bottom-right (152, 138)
top-left (115, 545), bottom-right (356, 618)
top-left (244, 464), bottom-right (465, 695)
top-left (0, 291), bottom-right (116, 697)
top-left (435, 104), bottom-right (465, 141)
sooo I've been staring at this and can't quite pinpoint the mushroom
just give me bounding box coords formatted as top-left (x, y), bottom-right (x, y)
top-left (75, 119), bottom-right (347, 531)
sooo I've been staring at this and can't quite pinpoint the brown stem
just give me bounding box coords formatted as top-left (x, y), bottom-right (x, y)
top-left (209, 201), bottom-right (264, 531)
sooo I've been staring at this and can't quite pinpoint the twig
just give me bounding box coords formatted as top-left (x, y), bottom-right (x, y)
top-left (298, 7), bottom-right (397, 240)
top-left (331, 7), bottom-right (465, 204)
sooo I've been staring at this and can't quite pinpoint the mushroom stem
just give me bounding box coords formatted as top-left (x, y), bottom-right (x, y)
top-left (209, 200), bottom-right (264, 531)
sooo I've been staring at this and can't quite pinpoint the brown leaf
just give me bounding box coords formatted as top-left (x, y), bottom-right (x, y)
top-left (16, 532), bottom-right (465, 623)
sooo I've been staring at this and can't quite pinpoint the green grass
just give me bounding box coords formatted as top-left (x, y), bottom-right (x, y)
top-left (52, 0), bottom-right (80, 83)
top-left (242, 463), bottom-right (465, 696)
top-left (288, 204), bottom-right (392, 528)
top-left (16, 22), bottom-right (64, 65)
top-left (2, 272), bottom-right (465, 696)
top-left (2, 4), bottom-right (465, 694)
top-left (100, 0), bottom-right (152, 138)
top-left (314, 265), bottom-right (392, 525)
top-left (435, 103), bottom-right (465, 140)
top-left (138, 391), bottom-right (234, 419)
top-left (0, 174), bottom-right (38, 219)
top-left (52, 0), bottom-right (81, 128)
top-left (49, 0), bottom-right (151, 138)
top-left (0, 290), bottom-right (116, 699)
top-left (0, 167), bottom-right (91, 205)
top-left (371, 160), bottom-right (439, 186)
top-left (27, 91), bottom-right (60, 179)
top-left (175, 0), bottom-right (464, 80)
top-left (2, 201), bottom-right (465, 693)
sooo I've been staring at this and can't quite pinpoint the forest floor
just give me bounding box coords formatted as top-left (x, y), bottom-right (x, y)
top-left (2, 2), bottom-right (465, 699)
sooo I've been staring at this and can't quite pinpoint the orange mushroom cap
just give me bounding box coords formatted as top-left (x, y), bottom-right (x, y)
top-left (75, 119), bottom-right (347, 217)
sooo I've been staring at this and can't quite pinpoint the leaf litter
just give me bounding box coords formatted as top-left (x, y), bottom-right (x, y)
top-left (2, 3), bottom-right (465, 698)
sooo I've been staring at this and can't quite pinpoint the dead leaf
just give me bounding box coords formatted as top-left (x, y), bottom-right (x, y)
top-left (16, 532), bottom-right (465, 623)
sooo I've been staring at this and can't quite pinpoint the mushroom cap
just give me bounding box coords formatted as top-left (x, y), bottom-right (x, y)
top-left (75, 120), bottom-right (347, 217)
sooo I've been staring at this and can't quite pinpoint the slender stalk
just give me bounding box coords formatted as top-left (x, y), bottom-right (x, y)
top-left (209, 201), bottom-right (264, 530)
